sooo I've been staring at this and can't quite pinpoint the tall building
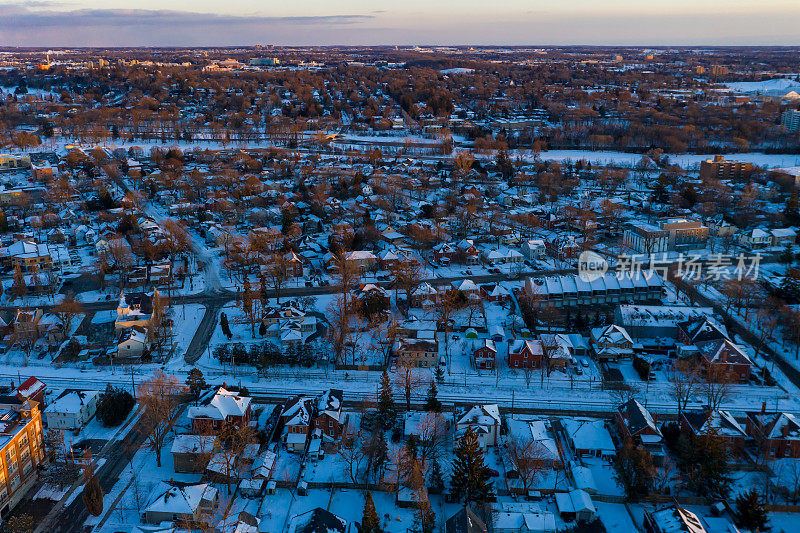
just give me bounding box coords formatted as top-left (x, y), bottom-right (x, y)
top-left (699, 155), bottom-right (755, 180)
top-left (0, 396), bottom-right (45, 518)
top-left (782, 109), bottom-right (800, 133)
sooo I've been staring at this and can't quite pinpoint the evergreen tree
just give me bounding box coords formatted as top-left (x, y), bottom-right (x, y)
top-left (677, 434), bottom-right (732, 498)
top-left (733, 489), bottom-right (769, 533)
top-left (785, 190), bottom-right (800, 225)
top-left (424, 381), bottom-right (441, 413)
top-left (185, 368), bottom-right (206, 405)
top-left (95, 385), bottom-right (135, 427)
top-left (414, 499), bottom-right (436, 533)
top-left (613, 438), bottom-right (655, 501)
top-left (780, 268), bottom-right (800, 303)
top-left (371, 431), bottom-right (389, 479)
top-left (450, 428), bottom-right (494, 504)
top-left (435, 365), bottom-right (445, 384)
top-left (361, 491), bottom-right (383, 533)
top-left (377, 370), bottom-right (396, 429)
top-left (82, 471), bottom-right (104, 516)
top-left (220, 311), bottom-right (232, 339)
top-left (428, 459), bottom-right (445, 494)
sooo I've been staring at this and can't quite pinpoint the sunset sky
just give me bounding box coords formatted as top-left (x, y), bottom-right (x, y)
top-left (1, 0), bottom-right (799, 47)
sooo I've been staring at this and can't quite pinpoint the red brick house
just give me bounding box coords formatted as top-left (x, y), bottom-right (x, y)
top-left (681, 408), bottom-right (747, 453)
top-left (697, 339), bottom-right (752, 382)
top-left (472, 339), bottom-right (497, 370)
top-left (480, 283), bottom-right (510, 303)
top-left (432, 242), bottom-right (456, 264)
top-left (507, 339), bottom-right (544, 369)
top-left (281, 396), bottom-right (315, 453)
top-left (15, 376), bottom-right (46, 406)
top-left (314, 389), bottom-right (346, 441)
top-left (188, 387), bottom-right (252, 435)
top-left (283, 251), bottom-right (304, 277)
top-left (746, 410), bottom-right (800, 459)
top-left (676, 317), bottom-right (727, 346)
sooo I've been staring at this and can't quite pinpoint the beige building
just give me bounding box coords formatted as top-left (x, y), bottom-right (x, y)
top-left (0, 397), bottom-right (45, 519)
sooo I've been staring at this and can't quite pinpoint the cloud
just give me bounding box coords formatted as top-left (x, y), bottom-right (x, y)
top-left (0, 4), bottom-right (373, 29)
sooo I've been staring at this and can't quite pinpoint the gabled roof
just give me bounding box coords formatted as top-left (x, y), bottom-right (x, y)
top-left (145, 481), bottom-right (217, 516)
top-left (282, 396), bottom-right (315, 426)
top-left (697, 339), bottom-right (751, 366)
top-left (678, 317), bottom-right (728, 344)
top-left (747, 411), bottom-right (800, 440)
top-left (457, 404), bottom-right (500, 427)
top-left (683, 409), bottom-right (746, 438)
top-left (445, 506), bottom-right (487, 533)
top-left (618, 399), bottom-right (661, 437)
top-left (288, 507), bottom-right (349, 533)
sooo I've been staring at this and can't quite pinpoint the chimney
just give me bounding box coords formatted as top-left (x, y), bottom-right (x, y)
top-left (713, 155), bottom-right (724, 163)
top-left (761, 401), bottom-right (767, 415)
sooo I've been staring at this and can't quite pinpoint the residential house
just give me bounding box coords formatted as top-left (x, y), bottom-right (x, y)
top-left (555, 489), bottom-right (596, 522)
top-left (738, 228), bottom-right (771, 249)
top-left (396, 338), bottom-right (439, 368)
top-left (590, 325), bottom-right (634, 361)
top-left (616, 399), bottom-right (663, 455)
top-left (559, 418), bottom-right (616, 460)
top-left (171, 435), bottom-right (217, 473)
top-left (116, 291), bottom-right (157, 331)
top-left (287, 507), bottom-right (357, 533)
top-left (43, 389), bottom-right (100, 430)
top-left (445, 507), bottom-right (488, 533)
top-left (643, 504), bottom-right (708, 533)
top-left (14, 377), bottom-right (45, 406)
top-left (116, 326), bottom-right (148, 359)
top-left (456, 405), bottom-right (501, 447)
top-left (681, 408), bottom-right (747, 452)
top-left (696, 339), bottom-right (752, 382)
top-left (471, 339), bottom-right (497, 370)
top-left (507, 339), bottom-right (545, 369)
top-left (188, 387), bottom-right (252, 435)
top-left (141, 481), bottom-right (219, 526)
top-left (314, 389), bottom-right (346, 442)
top-left (746, 410), bottom-right (800, 459)
top-left (281, 396), bottom-right (315, 453)
top-left (344, 250), bottom-right (377, 272)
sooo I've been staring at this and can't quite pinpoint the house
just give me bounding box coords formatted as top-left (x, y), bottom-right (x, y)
top-left (15, 377), bottom-right (46, 406)
top-left (141, 481), bottom-right (219, 526)
top-left (116, 291), bottom-right (156, 331)
top-left (116, 326), bottom-right (148, 359)
top-left (457, 239), bottom-right (481, 264)
top-left (643, 504), bottom-right (708, 533)
top-left (315, 389), bottom-right (345, 441)
top-left (396, 338), bottom-right (439, 368)
top-left (746, 410), bottom-right (800, 459)
top-left (681, 408), bottom-right (747, 451)
top-left (521, 239), bottom-right (546, 260)
top-left (472, 339), bottom-right (497, 370)
top-left (615, 305), bottom-right (715, 339)
top-left (344, 250), bottom-right (377, 272)
top-left (480, 283), bottom-right (511, 303)
top-left (410, 282), bottom-right (438, 307)
top-left (12, 309), bottom-right (43, 341)
top-left (287, 507), bottom-right (357, 533)
top-left (507, 339), bottom-right (545, 369)
top-left (43, 389), bottom-right (100, 430)
top-left (524, 272), bottom-right (664, 308)
top-left (433, 242), bottom-right (456, 264)
top-left (445, 507), bottom-right (488, 533)
top-left (738, 228), bottom-right (771, 249)
top-left (283, 251), bottom-right (304, 277)
top-left (493, 505), bottom-right (557, 533)
top-left (555, 489), bottom-right (596, 522)
top-left (676, 317), bottom-right (728, 347)
top-left (616, 399), bottom-right (663, 454)
top-left (559, 418), bottom-right (616, 460)
top-left (771, 228), bottom-right (798, 246)
top-left (171, 435), bottom-right (217, 473)
top-left (590, 325), bottom-right (634, 361)
top-left (188, 387), bottom-right (252, 434)
top-left (696, 339), bottom-right (752, 382)
top-left (282, 396), bottom-right (315, 452)
top-left (451, 278), bottom-right (479, 299)
top-left (456, 404), bottom-right (501, 447)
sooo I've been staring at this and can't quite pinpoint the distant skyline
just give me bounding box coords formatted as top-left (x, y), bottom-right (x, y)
top-left (1, 0), bottom-right (799, 47)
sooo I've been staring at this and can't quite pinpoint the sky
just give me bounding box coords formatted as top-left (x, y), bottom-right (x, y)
top-left (0, 0), bottom-right (799, 47)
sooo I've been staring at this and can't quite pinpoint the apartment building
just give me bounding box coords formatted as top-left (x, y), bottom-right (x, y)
top-left (623, 218), bottom-right (708, 254)
top-left (0, 396), bottom-right (45, 519)
top-left (699, 155), bottom-right (755, 180)
top-left (782, 109), bottom-right (800, 133)
top-left (523, 271), bottom-right (664, 308)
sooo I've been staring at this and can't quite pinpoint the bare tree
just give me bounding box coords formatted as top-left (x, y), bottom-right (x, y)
top-left (337, 429), bottom-right (367, 485)
top-left (207, 424), bottom-right (256, 494)
top-left (668, 359), bottom-right (701, 417)
top-left (137, 370), bottom-right (186, 467)
top-left (416, 412), bottom-right (449, 465)
top-left (52, 294), bottom-right (84, 335)
top-left (702, 366), bottom-right (734, 411)
top-left (395, 360), bottom-right (426, 411)
top-left (503, 435), bottom-right (549, 493)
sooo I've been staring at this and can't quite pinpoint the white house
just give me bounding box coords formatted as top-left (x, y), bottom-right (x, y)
top-left (738, 228), bottom-right (771, 248)
top-left (456, 404), bottom-right (501, 447)
top-left (521, 239), bottom-right (546, 260)
top-left (44, 389), bottom-right (101, 430)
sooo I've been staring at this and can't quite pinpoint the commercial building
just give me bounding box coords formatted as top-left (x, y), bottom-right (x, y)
top-left (782, 109), bottom-right (800, 133)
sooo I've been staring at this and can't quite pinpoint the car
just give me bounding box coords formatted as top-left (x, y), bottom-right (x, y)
top-left (580, 358), bottom-right (589, 368)
top-left (574, 366), bottom-right (583, 375)
top-left (484, 468), bottom-right (500, 477)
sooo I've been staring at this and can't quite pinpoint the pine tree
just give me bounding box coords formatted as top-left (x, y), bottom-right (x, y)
top-left (424, 381), bottom-right (441, 413)
top-left (220, 311), bottom-right (232, 339)
top-left (414, 498), bottom-right (436, 533)
top-left (428, 459), bottom-right (445, 494)
top-left (11, 263), bottom-right (26, 300)
top-left (450, 428), bottom-right (494, 504)
top-left (186, 368), bottom-right (206, 405)
top-left (785, 190), bottom-right (800, 225)
top-left (377, 370), bottom-right (396, 430)
top-left (82, 471), bottom-right (104, 516)
top-left (733, 489), bottom-right (769, 532)
top-left (780, 268), bottom-right (800, 303)
top-left (371, 431), bottom-right (389, 479)
top-left (361, 491), bottom-right (383, 533)
top-left (435, 364), bottom-right (445, 384)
